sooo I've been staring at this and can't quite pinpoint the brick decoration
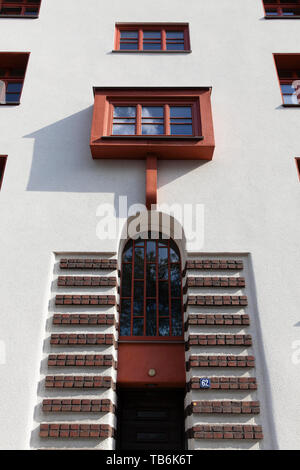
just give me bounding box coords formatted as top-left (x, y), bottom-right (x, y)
top-left (45, 376), bottom-right (115, 389)
top-left (188, 377), bottom-right (257, 391)
top-left (188, 401), bottom-right (260, 415)
top-left (187, 334), bottom-right (252, 349)
top-left (48, 354), bottom-right (116, 368)
top-left (187, 425), bottom-right (263, 440)
top-left (60, 259), bottom-right (117, 270)
top-left (40, 423), bottom-right (115, 439)
top-left (187, 277), bottom-right (245, 288)
top-left (186, 314), bottom-right (250, 327)
top-left (187, 296), bottom-right (248, 307)
top-left (57, 276), bottom-right (117, 287)
top-left (50, 333), bottom-right (116, 347)
top-left (53, 313), bottom-right (116, 326)
top-left (185, 260), bottom-right (243, 271)
top-left (42, 399), bottom-right (115, 413)
top-left (55, 295), bottom-right (115, 306)
top-left (187, 355), bottom-right (255, 369)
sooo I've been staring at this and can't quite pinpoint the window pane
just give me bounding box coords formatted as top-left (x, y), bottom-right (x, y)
top-left (166, 32), bottom-right (184, 39)
top-left (120, 299), bottom-right (131, 336)
top-left (170, 265), bottom-right (181, 297)
top-left (142, 124), bottom-right (164, 135)
top-left (142, 106), bottom-right (164, 117)
top-left (6, 83), bottom-right (22, 92)
top-left (133, 281), bottom-right (144, 315)
top-left (159, 318), bottom-right (170, 336)
top-left (123, 240), bottom-right (133, 261)
top-left (114, 106), bottom-right (136, 117)
top-left (146, 264), bottom-right (156, 297)
top-left (122, 263), bottom-right (132, 297)
top-left (159, 282), bottom-right (169, 316)
top-left (281, 84), bottom-right (295, 94)
top-left (112, 124), bottom-right (136, 135)
top-left (171, 299), bottom-right (182, 336)
top-left (143, 31), bottom-right (161, 39)
top-left (170, 124), bottom-right (193, 135)
top-left (283, 94), bottom-right (298, 104)
top-left (5, 93), bottom-right (20, 102)
top-left (120, 43), bottom-right (139, 50)
top-left (170, 242), bottom-right (180, 262)
top-left (166, 43), bottom-right (185, 50)
top-left (170, 106), bottom-right (192, 118)
top-left (146, 240), bottom-right (156, 261)
top-left (158, 247), bottom-right (168, 279)
top-left (133, 318), bottom-right (144, 336)
top-left (134, 246), bottom-right (144, 278)
top-left (121, 31), bottom-right (138, 38)
top-left (146, 300), bottom-right (156, 336)
top-left (120, 31), bottom-right (138, 50)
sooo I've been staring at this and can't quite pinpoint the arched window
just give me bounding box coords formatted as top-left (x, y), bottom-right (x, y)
top-left (120, 236), bottom-right (183, 338)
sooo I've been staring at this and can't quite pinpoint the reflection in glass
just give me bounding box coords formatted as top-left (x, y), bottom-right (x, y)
top-left (113, 106), bottom-right (136, 135)
top-left (142, 106), bottom-right (164, 135)
top-left (146, 300), bottom-right (156, 336)
top-left (134, 281), bottom-right (144, 315)
top-left (146, 240), bottom-right (156, 261)
top-left (133, 318), bottom-right (144, 336)
top-left (159, 282), bottom-right (169, 316)
top-left (134, 246), bottom-right (144, 278)
top-left (146, 264), bottom-right (156, 297)
top-left (123, 240), bottom-right (133, 261)
top-left (159, 317), bottom-right (170, 336)
top-left (120, 299), bottom-right (131, 336)
top-left (171, 299), bottom-right (182, 336)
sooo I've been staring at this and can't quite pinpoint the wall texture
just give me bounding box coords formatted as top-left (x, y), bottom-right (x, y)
top-left (0, 0), bottom-right (299, 449)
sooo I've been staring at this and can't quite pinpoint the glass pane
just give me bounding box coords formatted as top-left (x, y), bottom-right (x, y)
top-left (112, 124), bottom-right (135, 135)
top-left (146, 300), bottom-right (157, 336)
top-left (7, 83), bottom-right (22, 92)
top-left (166, 43), bottom-right (185, 50)
top-left (121, 31), bottom-right (138, 38)
top-left (134, 246), bottom-right (144, 278)
top-left (166, 32), bottom-right (184, 39)
top-left (133, 281), bottom-right (144, 316)
top-left (143, 43), bottom-right (162, 50)
top-left (143, 31), bottom-right (161, 39)
top-left (142, 106), bottom-right (164, 117)
top-left (146, 264), bottom-right (156, 297)
top-left (5, 93), bottom-right (20, 102)
top-left (170, 124), bottom-right (193, 135)
top-left (114, 106), bottom-right (136, 117)
top-left (146, 240), bottom-right (156, 261)
top-left (123, 240), bottom-right (133, 261)
top-left (133, 318), bottom-right (144, 336)
top-left (120, 43), bottom-right (139, 50)
top-left (121, 263), bottom-right (132, 297)
top-left (120, 299), bottom-right (131, 336)
top-left (142, 124), bottom-right (164, 135)
top-left (170, 106), bottom-right (192, 117)
top-left (281, 84), bottom-right (295, 94)
top-left (159, 282), bottom-right (169, 316)
top-left (159, 318), bottom-right (170, 336)
top-left (283, 94), bottom-right (298, 104)
top-left (170, 242), bottom-right (180, 262)
top-left (170, 265), bottom-right (181, 297)
top-left (158, 247), bottom-right (168, 279)
top-left (171, 299), bottom-right (182, 336)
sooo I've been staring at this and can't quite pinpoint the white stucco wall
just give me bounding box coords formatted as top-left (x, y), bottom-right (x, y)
top-left (0, 0), bottom-right (299, 449)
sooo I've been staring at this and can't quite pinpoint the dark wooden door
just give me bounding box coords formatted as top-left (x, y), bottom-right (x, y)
top-left (117, 389), bottom-right (185, 450)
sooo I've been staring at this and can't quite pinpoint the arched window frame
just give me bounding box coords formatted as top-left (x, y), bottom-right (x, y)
top-left (119, 236), bottom-right (184, 340)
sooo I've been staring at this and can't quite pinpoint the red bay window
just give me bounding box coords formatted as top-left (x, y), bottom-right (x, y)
top-left (0, 52), bottom-right (30, 105)
top-left (90, 87), bottom-right (215, 160)
top-left (0, 0), bottom-right (41, 18)
top-left (263, 0), bottom-right (300, 18)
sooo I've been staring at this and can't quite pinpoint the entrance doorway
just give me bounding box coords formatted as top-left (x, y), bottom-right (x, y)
top-left (117, 389), bottom-right (185, 450)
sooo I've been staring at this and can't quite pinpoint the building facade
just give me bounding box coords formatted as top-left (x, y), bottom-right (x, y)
top-left (0, 0), bottom-right (299, 450)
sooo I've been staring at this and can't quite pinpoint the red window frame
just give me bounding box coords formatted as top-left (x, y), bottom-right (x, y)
top-left (0, 52), bottom-right (29, 105)
top-left (0, 0), bottom-right (41, 17)
top-left (119, 237), bottom-right (184, 342)
top-left (114, 23), bottom-right (190, 52)
top-left (0, 155), bottom-right (7, 190)
top-left (295, 158), bottom-right (300, 180)
top-left (109, 101), bottom-right (196, 137)
top-left (263, 0), bottom-right (300, 17)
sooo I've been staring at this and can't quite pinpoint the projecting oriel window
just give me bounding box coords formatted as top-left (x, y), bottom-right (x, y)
top-left (0, 1), bottom-right (41, 17)
top-left (115, 24), bottom-right (190, 52)
top-left (120, 236), bottom-right (183, 339)
top-left (112, 104), bottom-right (193, 136)
top-left (0, 52), bottom-right (29, 105)
top-left (263, 0), bottom-right (300, 18)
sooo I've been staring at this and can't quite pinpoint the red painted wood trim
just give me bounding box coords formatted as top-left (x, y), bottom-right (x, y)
top-left (146, 154), bottom-right (157, 210)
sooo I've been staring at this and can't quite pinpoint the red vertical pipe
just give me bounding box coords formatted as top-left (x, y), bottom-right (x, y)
top-left (146, 154), bottom-right (157, 210)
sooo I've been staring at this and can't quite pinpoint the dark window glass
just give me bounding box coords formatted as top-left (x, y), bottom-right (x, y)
top-left (6, 83), bottom-right (22, 92)
top-left (170, 106), bottom-right (193, 135)
top-left (120, 31), bottom-right (138, 50)
top-left (143, 31), bottom-right (162, 50)
top-left (120, 236), bottom-right (183, 337)
top-left (166, 31), bottom-right (185, 50)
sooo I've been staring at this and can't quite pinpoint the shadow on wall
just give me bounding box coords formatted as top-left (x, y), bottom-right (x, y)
top-left (24, 105), bottom-right (209, 200)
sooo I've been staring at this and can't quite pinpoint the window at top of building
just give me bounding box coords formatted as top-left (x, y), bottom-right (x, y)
top-left (120, 235), bottom-right (183, 339)
top-left (274, 54), bottom-right (300, 105)
top-left (115, 24), bottom-right (190, 52)
top-left (263, 0), bottom-right (300, 18)
top-left (0, 52), bottom-right (29, 105)
top-left (0, 0), bottom-right (41, 17)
